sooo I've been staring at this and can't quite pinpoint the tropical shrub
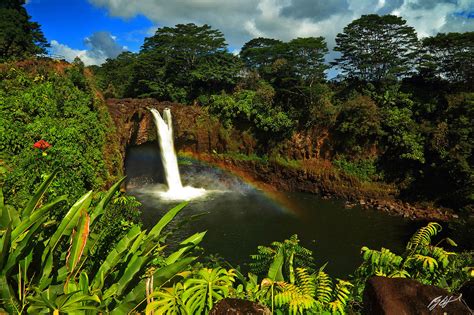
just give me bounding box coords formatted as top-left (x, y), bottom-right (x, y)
top-left (0, 60), bottom-right (121, 213)
top-left (247, 236), bottom-right (352, 314)
top-left (207, 82), bottom-right (294, 136)
top-left (146, 267), bottom-right (236, 314)
top-left (84, 193), bottom-right (142, 273)
top-left (250, 234), bottom-right (315, 284)
top-left (333, 156), bottom-right (379, 182)
top-left (0, 173), bottom-right (203, 313)
top-left (351, 222), bottom-right (473, 309)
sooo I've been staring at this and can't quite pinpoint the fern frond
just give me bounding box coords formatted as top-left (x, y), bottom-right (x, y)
top-left (388, 269), bottom-right (410, 278)
top-left (429, 246), bottom-right (455, 268)
top-left (361, 246), bottom-right (403, 273)
top-left (333, 279), bottom-right (353, 307)
top-left (412, 254), bottom-right (439, 272)
top-left (406, 222), bottom-right (442, 253)
top-left (295, 268), bottom-right (315, 296)
top-left (328, 300), bottom-right (346, 315)
top-left (314, 269), bottom-right (332, 304)
top-left (275, 282), bottom-right (316, 315)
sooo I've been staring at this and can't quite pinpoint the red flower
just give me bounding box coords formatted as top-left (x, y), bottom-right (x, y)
top-left (33, 139), bottom-right (51, 150)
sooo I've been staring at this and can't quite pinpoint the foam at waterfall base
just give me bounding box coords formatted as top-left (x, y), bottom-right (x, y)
top-left (157, 186), bottom-right (207, 201)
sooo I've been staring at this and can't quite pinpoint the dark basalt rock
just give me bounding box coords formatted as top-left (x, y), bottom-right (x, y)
top-left (363, 276), bottom-right (472, 315)
top-left (209, 298), bottom-right (271, 315)
top-left (459, 280), bottom-right (474, 310)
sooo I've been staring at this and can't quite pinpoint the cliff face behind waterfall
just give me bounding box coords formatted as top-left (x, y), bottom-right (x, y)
top-left (106, 97), bottom-right (457, 221)
top-left (107, 98), bottom-right (334, 160)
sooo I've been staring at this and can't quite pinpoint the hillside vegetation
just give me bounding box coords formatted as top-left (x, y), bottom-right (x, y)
top-left (93, 18), bottom-right (473, 213)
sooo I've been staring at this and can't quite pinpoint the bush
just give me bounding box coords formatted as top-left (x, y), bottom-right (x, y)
top-left (207, 82), bottom-right (294, 136)
top-left (333, 157), bottom-right (379, 182)
top-left (0, 61), bottom-right (120, 213)
top-left (0, 175), bottom-right (202, 313)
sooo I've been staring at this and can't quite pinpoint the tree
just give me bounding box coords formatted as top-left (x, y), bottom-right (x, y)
top-left (420, 32), bottom-right (474, 88)
top-left (135, 23), bottom-right (241, 102)
top-left (240, 36), bottom-right (327, 83)
top-left (94, 51), bottom-right (137, 98)
top-left (334, 95), bottom-right (382, 155)
top-left (240, 37), bottom-right (284, 71)
top-left (286, 37), bottom-right (328, 83)
top-left (0, 0), bottom-right (49, 60)
top-left (239, 36), bottom-right (328, 121)
top-left (333, 14), bottom-right (419, 82)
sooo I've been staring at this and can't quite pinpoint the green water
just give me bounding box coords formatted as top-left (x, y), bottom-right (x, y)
top-left (126, 143), bottom-right (424, 277)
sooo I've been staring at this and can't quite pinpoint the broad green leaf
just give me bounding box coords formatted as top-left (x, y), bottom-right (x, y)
top-left (91, 225), bottom-right (141, 289)
top-left (268, 247), bottom-right (284, 282)
top-left (38, 251), bottom-right (53, 290)
top-left (148, 202), bottom-right (187, 240)
top-left (90, 176), bottom-right (126, 225)
top-left (112, 257), bottom-right (196, 314)
top-left (66, 211), bottom-right (90, 275)
top-left (46, 191), bottom-right (92, 253)
top-left (109, 254), bottom-right (148, 297)
top-left (23, 169), bottom-right (58, 217)
top-left (4, 221), bottom-right (41, 274)
top-left (79, 272), bottom-right (89, 294)
top-left (165, 231), bottom-right (206, 265)
top-left (0, 224), bottom-right (11, 270)
top-left (11, 195), bottom-right (67, 241)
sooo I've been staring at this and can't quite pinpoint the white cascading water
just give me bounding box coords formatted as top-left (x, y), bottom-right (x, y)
top-left (150, 108), bottom-right (206, 201)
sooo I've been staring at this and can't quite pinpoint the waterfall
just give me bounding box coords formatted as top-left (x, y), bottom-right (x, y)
top-left (150, 108), bottom-right (183, 191)
top-left (149, 108), bottom-right (206, 200)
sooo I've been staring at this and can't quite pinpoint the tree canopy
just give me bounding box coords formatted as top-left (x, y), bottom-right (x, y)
top-left (0, 0), bottom-right (49, 60)
top-left (333, 14), bottom-right (419, 82)
top-left (130, 23), bottom-right (241, 102)
top-left (421, 32), bottom-right (474, 87)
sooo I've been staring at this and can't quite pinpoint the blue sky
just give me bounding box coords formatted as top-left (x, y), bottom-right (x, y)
top-left (27, 0), bottom-right (152, 53)
top-left (26, 0), bottom-right (474, 66)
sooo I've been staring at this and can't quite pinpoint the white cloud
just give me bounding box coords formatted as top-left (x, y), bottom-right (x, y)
top-left (50, 40), bottom-right (101, 65)
top-left (89, 0), bottom-right (474, 53)
top-left (50, 32), bottom-right (126, 66)
top-left (391, 1), bottom-right (457, 37)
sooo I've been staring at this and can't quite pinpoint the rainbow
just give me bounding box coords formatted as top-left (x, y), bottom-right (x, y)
top-left (178, 151), bottom-right (308, 218)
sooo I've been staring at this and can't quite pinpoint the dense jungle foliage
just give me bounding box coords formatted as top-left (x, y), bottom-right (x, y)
top-left (0, 177), bottom-right (472, 314)
top-left (0, 59), bottom-right (121, 213)
top-left (93, 17), bottom-right (474, 213)
top-left (0, 3), bottom-right (473, 314)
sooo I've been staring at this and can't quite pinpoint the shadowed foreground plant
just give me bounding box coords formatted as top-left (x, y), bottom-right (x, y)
top-left (250, 234), bottom-right (315, 284)
top-left (145, 267), bottom-right (236, 315)
top-left (248, 237), bottom-right (352, 314)
top-left (0, 172), bottom-right (203, 314)
top-left (351, 222), bottom-right (472, 310)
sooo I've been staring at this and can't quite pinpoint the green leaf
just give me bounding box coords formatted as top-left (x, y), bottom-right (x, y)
top-left (165, 231), bottom-right (206, 265)
top-left (91, 225), bottom-right (141, 290)
top-left (112, 257), bottom-right (196, 314)
top-left (11, 195), bottom-right (67, 241)
top-left (107, 254), bottom-right (148, 298)
top-left (46, 191), bottom-right (92, 253)
top-left (22, 169), bottom-right (58, 217)
top-left (4, 221), bottom-right (42, 274)
top-left (445, 238), bottom-right (458, 247)
top-left (268, 247), bottom-right (284, 282)
top-left (90, 177), bottom-right (126, 225)
top-left (0, 224), bottom-right (12, 270)
top-left (148, 202), bottom-right (188, 240)
top-left (66, 210), bottom-right (90, 281)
